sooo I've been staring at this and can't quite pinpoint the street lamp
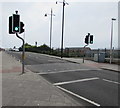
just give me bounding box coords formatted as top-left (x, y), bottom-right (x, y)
top-left (110, 18), bottom-right (116, 64)
top-left (56, 0), bottom-right (69, 58)
top-left (45, 8), bottom-right (55, 53)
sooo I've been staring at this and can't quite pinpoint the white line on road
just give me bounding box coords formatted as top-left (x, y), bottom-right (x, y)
top-left (48, 60), bottom-right (57, 61)
top-left (56, 86), bottom-right (100, 107)
top-left (53, 77), bottom-right (99, 86)
top-left (103, 79), bottom-right (120, 85)
top-left (38, 69), bottom-right (102, 75)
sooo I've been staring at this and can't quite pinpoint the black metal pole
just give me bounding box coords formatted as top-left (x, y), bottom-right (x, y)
top-left (61, 1), bottom-right (65, 58)
top-left (16, 33), bottom-right (25, 74)
top-left (50, 9), bottom-right (52, 53)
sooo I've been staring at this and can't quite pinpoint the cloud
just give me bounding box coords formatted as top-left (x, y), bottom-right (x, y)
top-left (0, 0), bottom-right (119, 2)
top-left (1, 1), bottom-right (118, 49)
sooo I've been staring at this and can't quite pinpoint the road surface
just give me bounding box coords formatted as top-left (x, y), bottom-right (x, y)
top-left (7, 51), bottom-right (119, 106)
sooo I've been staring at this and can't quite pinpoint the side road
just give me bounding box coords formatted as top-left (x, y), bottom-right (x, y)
top-left (2, 51), bottom-right (81, 106)
top-left (40, 53), bottom-right (119, 72)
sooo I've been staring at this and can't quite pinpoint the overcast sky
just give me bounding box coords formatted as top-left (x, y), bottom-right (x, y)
top-left (0, 0), bottom-right (119, 49)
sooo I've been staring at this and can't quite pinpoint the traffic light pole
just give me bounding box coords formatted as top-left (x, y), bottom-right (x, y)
top-left (16, 33), bottom-right (25, 74)
top-left (61, 1), bottom-right (65, 58)
top-left (9, 11), bottom-right (25, 74)
top-left (83, 44), bottom-right (88, 63)
top-left (83, 33), bottom-right (93, 63)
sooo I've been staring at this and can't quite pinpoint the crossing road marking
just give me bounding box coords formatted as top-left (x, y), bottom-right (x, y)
top-left (38, 69), bottom-right (102, 75)
top-left (48, 60), bottom-right (57, 61)
top-left (53, 77), bottom-right (99, 86)
top-left (57, 86), bottom-right (100, 107)
top-left (103, 79), bottom-right (120, 85)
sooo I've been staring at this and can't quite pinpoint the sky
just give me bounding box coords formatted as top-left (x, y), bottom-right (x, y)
top-left (0, 0), bottom-right (119, 49)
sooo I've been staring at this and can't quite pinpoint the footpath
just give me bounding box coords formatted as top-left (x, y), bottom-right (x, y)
top-left (42, 54), bottom-right (119, 72)
top-left (63, 58), bottom-right (119, 72)
top-left (1, 51), bottom-right (81, 107)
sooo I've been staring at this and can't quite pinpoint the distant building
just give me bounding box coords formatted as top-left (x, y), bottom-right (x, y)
top-left (64, 47), bottom-right (91, 57)
top-left (66, 47), bottom-right (119, 58)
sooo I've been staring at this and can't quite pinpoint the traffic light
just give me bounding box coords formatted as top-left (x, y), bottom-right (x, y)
top-left (85, 35), bottom-right (89, 44)
top-left (20, 22), bottom-right (24, 34)
top-left (9, 16), bottom-right (14, 34)
top-left (13, 14), bottom-right (20, 32)
top-left (90, 35), bottom-right (93, 44)
top-left (9, 11), bottom-right (25, 34)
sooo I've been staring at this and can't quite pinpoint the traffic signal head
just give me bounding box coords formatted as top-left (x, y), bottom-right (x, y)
top-left (45, 14), bottom-right (47, 17)
top-left (13, 14), bottom-right (20, 33)
top-left (85, 35), bottom-right (89, 44)
top-left (20, 22), bottom-right (24, 34)
top-left (9, 16), bottom-right (14, 34)
top-left (90, 35), bottom-right (93, 44)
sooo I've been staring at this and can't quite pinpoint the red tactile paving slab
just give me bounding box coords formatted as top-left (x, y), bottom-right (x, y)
top-left (0, 67), bottom-right (21, 73)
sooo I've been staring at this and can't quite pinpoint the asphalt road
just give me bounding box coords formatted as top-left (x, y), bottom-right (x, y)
top-left (7, 51), bottom-right (119, 106)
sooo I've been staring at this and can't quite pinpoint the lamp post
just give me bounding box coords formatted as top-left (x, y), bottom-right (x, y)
top-left (110, 18), bottom-right (116, 64)
top-left (45, 8), bottom-right (55, 53)
top-left (56, 0), bottom-right (68, 58)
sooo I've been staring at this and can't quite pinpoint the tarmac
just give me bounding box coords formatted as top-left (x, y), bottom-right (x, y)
top-left (1, 51), bottom-right (119, 107)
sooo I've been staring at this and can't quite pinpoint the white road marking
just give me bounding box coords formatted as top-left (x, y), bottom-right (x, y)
top-left (48, 60), bottom-right (57, 61)
top-left (57, 86), bottom-right (100, 106)
top-left (103, 79), bottom-right (120, 85)
top-left (53, 77), bottom-right (99, 86)
top-left (38, 69), bottom-right (101, 75)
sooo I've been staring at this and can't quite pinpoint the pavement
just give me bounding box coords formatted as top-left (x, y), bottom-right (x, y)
top-left (1, 51), bottom-right (81, 107)
top-left (41, 54), bottom-right (119, 72)
top-left (63, 58), bottom-right (119, 72)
